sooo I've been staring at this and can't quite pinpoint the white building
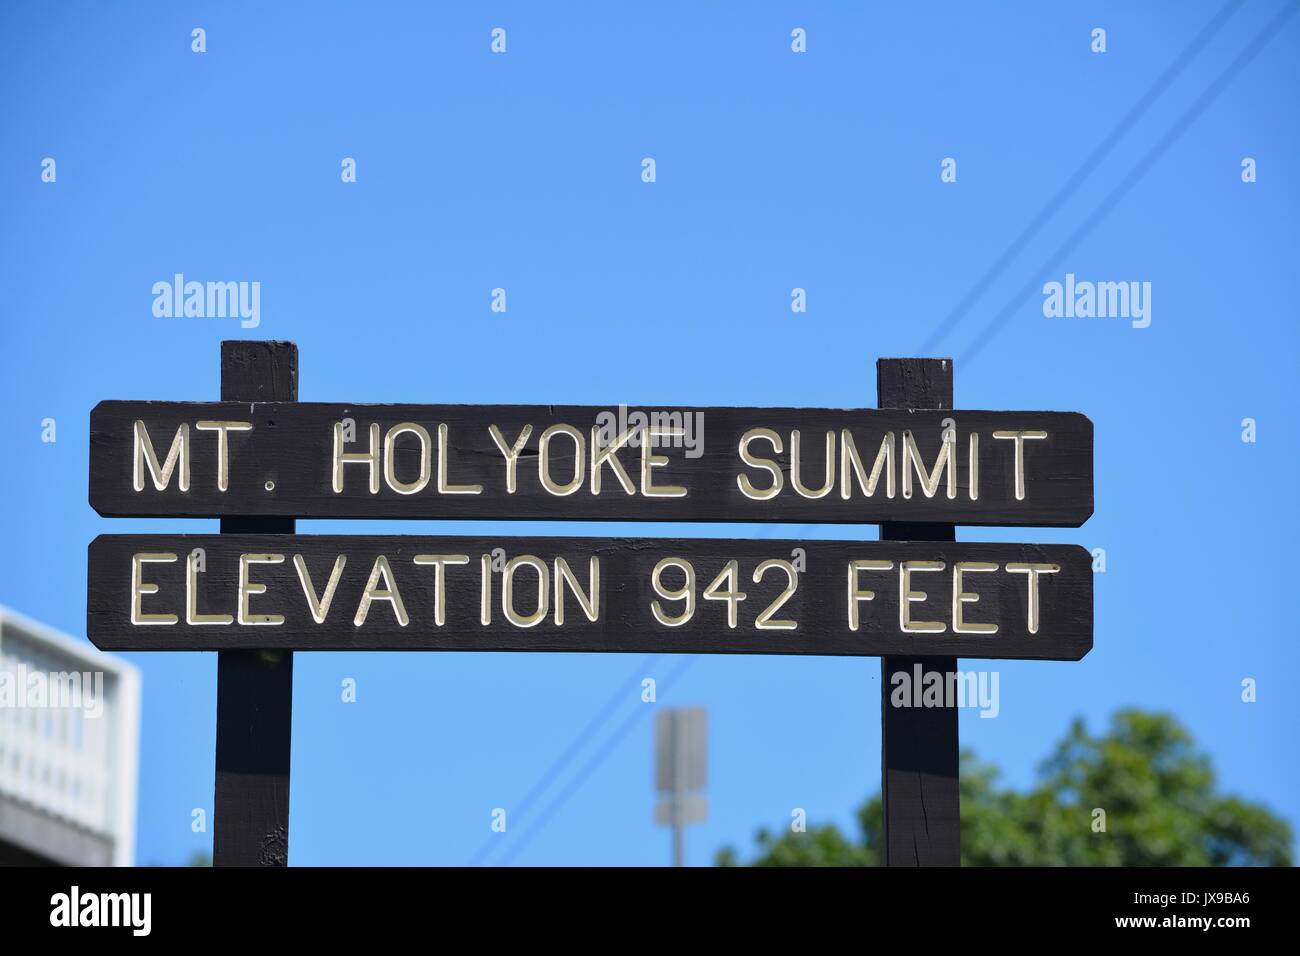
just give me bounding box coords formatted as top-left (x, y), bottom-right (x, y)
top-left (0, 606), bottom-right (140, 866)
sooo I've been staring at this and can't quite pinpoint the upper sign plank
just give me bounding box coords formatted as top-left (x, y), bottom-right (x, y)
top-left (89, 402), bottom-right (1093, 526)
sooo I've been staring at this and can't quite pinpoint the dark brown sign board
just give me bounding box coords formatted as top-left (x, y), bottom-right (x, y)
top-left (87, 534), bottom-right (1092, 659)
top-left (85, 344), bottom-right (1098, 868)
top-left (89, 402), bottom-right (1093, 526)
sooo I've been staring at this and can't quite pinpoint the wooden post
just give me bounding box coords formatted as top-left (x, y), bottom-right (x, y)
top-left (213, 341), bottom-right (297, 866)
top-left (877, 357), bottom-right (960, 866)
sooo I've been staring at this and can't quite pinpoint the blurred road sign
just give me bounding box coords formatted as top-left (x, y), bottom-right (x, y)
top-left (655, 707), bottom-right (707, 866)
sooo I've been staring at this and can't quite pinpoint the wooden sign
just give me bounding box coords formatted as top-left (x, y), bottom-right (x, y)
top-left (89, 402), bottom-right (1093, 526)
top-left (84, 344), bottom-right (1099, 869)
top-left (86, 534), bottom-right (1092, 659)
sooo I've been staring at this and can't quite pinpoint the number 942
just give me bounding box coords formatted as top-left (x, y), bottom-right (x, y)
top-left (650, 557), bottom-right (799, 630)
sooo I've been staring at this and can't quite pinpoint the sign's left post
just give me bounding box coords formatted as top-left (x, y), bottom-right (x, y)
top-left (212, 340), bottom-right (297, 866)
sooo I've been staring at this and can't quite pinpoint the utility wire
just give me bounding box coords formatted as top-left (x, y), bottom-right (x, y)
top-left (917, 0), bottom-right (1245, 355)
top-left (467, 653), bottom-right (661, 866)
top-left (495, 655), bottom-right (699, 866)
top-left (958, 1), bottom-right (1298, 366)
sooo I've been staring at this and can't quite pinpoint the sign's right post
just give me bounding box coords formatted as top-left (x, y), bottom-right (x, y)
top-left (878, 357), bottom-right (961, 866)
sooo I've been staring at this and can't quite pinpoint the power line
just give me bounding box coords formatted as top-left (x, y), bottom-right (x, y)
top-left (958, 1), bottom-right (1299, 366)
top-left (495, 655), bottom-right (699, 866)
top-left (917, 0), bottom-right (1245, 356)
top-left (467, 653), bottom-right (661, 866)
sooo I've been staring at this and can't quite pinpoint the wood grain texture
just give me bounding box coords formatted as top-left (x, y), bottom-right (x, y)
top-left (89, 401), bottom-right (1093, 526)
top-left (879, 357), bottom-right (961, 867)
top-left (86, 533), bottom-right (1092, 658)
top-left (213, 340), bottom-right (294, 868)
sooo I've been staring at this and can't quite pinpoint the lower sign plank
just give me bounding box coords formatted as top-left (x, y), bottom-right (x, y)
top-left (87, 536), bottom-right (1093, 659)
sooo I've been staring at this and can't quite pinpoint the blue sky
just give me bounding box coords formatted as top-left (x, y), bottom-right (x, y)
top-left (1, 1), bottom-right (1297, 865)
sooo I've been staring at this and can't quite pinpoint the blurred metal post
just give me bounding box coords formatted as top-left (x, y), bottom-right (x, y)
top-left (654, 706), bottom-right (707, 867)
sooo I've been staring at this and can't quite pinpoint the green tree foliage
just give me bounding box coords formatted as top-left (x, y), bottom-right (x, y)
top-left (717, 710), bottom-right (1292, 867)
